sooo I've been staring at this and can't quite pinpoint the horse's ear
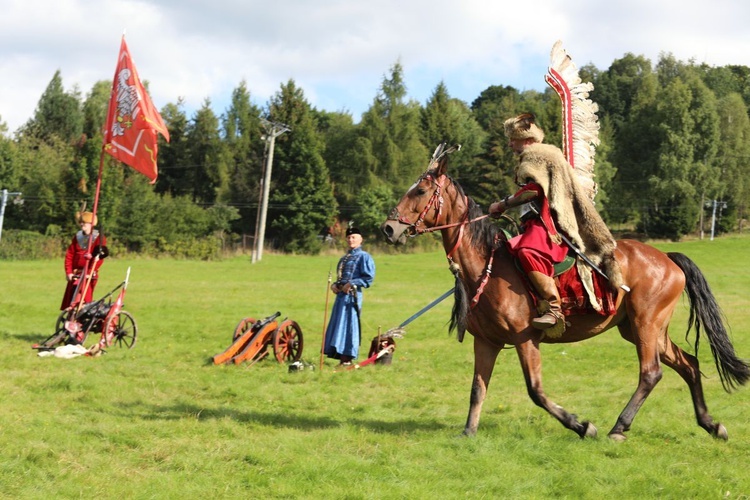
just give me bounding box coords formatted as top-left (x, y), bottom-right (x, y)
top-left (437, 143), bottom-right (461, 175)
top-left (432, 143), bottom-right (461, 175)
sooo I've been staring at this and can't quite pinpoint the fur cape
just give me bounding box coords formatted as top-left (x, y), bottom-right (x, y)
top-left (516, 142), bottom-right (623, 290)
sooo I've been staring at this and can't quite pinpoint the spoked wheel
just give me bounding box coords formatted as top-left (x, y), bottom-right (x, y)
top-left (272, 319), bottom-right (303, 363)
top-left (104, 310), bottom-right (138, 349)
top-left (233, 317), bottom-right (257, 342)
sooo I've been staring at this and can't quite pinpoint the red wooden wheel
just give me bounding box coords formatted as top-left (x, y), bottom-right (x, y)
top-left (233, 317), bottom-right (257, 341)
top-left (272, 319), bottom-right (303, 363)
top-left (103, 310), bottom-right (137, 349)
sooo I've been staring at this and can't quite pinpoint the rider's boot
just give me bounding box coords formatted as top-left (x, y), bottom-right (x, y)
top-left (527, 271), bottom-right (564, 334)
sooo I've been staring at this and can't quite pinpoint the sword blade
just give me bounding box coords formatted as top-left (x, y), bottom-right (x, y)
top-left (398, 288), bottom-right (454, 328)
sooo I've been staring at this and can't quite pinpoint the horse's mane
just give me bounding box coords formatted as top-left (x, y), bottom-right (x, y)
top-left (446, 176), bottom-right (504, 341)
top-left (440, 174), bottom-right (500, 255)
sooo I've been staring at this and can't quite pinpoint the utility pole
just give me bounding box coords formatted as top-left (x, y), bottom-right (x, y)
top-left (0, 189), bottom-right (23, 243)
top-left (253, 119), bottom-right (290, 263)
top-left (709, 199), bottom-right (728, 241)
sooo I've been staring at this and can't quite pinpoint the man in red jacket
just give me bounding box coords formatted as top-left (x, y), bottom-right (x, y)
top-left (60, 211), bottom-right (107, 310)
top-left (489, 114), bottom-right (621, 337)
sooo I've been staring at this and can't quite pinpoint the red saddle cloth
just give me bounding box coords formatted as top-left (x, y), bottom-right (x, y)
top-left (555, 263), bottom-right (617, 316)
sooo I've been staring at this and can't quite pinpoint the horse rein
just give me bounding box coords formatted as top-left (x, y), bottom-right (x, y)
top-left (386, 172), bottom-right (505, 310)
top-left (386, 172), bottom-right (489, 239)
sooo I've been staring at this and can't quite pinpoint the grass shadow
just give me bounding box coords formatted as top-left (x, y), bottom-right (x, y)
top-left (1, 330), bottom-right (49, 343)
top-left (115, 401), bottom-right (451, 434)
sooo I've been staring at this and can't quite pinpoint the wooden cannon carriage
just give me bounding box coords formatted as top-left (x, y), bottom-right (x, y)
top-left (212, 312), bottom-right (303, 366)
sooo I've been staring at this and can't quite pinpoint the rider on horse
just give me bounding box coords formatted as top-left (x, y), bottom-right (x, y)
top-left (488, 113), bottom-right (622, 336)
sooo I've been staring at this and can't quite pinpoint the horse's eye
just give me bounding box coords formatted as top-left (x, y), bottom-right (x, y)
top-left (416, 187), bottom-right (427, 196)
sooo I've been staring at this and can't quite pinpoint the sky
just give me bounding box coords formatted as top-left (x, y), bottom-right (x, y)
top-left (2, 0), bottom-right (750, 135)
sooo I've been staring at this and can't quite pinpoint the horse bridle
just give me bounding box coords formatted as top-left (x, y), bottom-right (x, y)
top-left (387, 171), bottom-right (490, 237)
top-left (386, 171), bottom-right (447, 236)
top-left (387, 171), bottom-right (503, 311)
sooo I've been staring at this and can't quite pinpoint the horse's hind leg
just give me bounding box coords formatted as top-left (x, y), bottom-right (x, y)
top-left (463, 337), bottom-right (500, 436)
top-left (661, 337), bottom-right (728, 440)
top-left (516, 340), bottom-right (597, 439)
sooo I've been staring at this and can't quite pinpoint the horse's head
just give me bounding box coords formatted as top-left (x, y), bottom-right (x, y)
top-left (381, 143), bottom-right (461, 244)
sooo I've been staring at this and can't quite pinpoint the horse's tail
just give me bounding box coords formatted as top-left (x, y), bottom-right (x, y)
top-left (449, 275), bottom-right (469, 342)
top-left (668, 252), bottom-right (750, 392)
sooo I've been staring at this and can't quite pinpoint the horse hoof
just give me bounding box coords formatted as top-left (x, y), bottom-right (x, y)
top-left (713, 424), bottom-right (728, 441)
top-left (608, 432), bottom-right (627, 442)
top-left (583, 422), bottom-right (597, 439)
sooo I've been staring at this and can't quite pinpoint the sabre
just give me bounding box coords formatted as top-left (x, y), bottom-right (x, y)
top-left (385, 287), bottom-right (454, 335)
top-left (528, 203), bottom-right (630, 292)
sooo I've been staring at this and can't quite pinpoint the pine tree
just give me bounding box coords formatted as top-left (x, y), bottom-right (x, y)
top-left (357, 61), bottom-right (427, 195)
top-left (186, 99), bottom-right (230, 204)
top-left (22, 70), bottom-right (84, 144)
top-left (222, 81), bottom-right (263, 234)
top-left (421, 82), bottom-right (487, 200)
top-left (267, 80), bottom-right (337, 253)
top-left (157, 99), bottom-right (191, 197)
top-left (316, 110), bottom-right (359, 211)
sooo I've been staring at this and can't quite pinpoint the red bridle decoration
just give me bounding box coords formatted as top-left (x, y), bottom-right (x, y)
top-left (386, 172), bottom-right (495, 309)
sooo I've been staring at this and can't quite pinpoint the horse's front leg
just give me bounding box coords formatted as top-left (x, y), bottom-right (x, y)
top-left (516, 340), bottom-right (598, 439)
top-left (463, 336), bottom-right (500, 436)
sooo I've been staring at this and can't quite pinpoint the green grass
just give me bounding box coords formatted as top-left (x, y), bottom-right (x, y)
top-left (1, 235), bottom-right (749, 498)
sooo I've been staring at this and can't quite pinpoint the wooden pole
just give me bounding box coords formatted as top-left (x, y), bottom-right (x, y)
top-left (319, 269), bottom-right (333, 371)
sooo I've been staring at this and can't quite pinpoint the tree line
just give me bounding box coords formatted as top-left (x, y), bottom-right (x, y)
top-left (1, 51), bottom-right (749, 258)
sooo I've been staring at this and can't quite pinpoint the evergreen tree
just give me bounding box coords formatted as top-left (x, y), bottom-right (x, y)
top-left (468, 86), bottom-right (553, 207)
top-left (186, 99), bottom-right (229, 204)
top-left (74, 81), bottom-right (112, 206)
top-left (316, 110), bottom-right (360, 211)
top-left (157, 99), bottom-right (191, 197)
top-left (21, 70), bottom-right (84, 144)
top-left (222, 81), bottom-right (263, 235)
top-left (357, 61), bottom-right (427, 195)
top-left (421, 82), bottom-right (486, 157)
top-left (421, 82), bottom-right (488, 204)
top-left (267, 80), bottom-right (337, 253)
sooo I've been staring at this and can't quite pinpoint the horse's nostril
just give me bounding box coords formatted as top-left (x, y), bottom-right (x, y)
top-left (382, 225), bottom-right (393, 237)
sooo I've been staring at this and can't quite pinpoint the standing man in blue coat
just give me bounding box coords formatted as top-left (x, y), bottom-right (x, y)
top-left (323, 225), bottom-right (376, 366)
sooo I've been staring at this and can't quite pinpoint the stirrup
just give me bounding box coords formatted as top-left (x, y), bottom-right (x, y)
top-left (531, 312), bottom-right (560, 329)
top-left (533, 311), bottom-right (566, 339)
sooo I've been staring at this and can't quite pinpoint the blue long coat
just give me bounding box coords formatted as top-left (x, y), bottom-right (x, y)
top-left (323, 247), bottom-right (375, 360)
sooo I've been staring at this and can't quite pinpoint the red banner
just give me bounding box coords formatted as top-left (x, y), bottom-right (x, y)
top-left (102, 35), bottom-right (170, 182)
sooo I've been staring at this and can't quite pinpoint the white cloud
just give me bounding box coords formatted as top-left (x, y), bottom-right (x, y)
top-left (2, 0), bottom-right (750, 134)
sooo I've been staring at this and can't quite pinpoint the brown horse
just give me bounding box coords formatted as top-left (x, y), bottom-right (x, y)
top-left (381, 146), bottom-right (749, 441)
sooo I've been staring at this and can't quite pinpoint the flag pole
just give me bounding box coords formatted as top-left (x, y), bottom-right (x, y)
top-left (73, 153), bottom-right (107, 314)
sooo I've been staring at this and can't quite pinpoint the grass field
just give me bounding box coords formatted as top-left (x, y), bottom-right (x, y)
top-left (1, 235), bottom-right (749, 498)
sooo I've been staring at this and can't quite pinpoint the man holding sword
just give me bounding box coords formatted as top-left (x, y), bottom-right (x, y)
top-left (488, 113), bottom-right (622, 336)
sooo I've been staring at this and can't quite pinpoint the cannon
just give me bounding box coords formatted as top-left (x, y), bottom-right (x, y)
top-left (212, 311), bottom-right (303, 366)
